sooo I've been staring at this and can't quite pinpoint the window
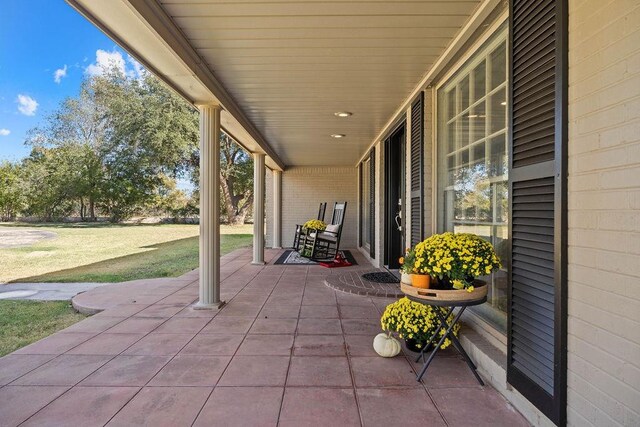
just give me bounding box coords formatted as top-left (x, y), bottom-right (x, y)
top-left (437, 27), bottom-right (509, 332)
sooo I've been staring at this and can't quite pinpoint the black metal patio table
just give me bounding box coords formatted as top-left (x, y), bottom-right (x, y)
top-left (407, 294), bottom-right (486, 385)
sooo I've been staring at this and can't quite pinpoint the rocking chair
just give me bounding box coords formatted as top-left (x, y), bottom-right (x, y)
top-left (293, 202), bottom-right (327, 250)
top-left (302, 201), bottom-right (347, 260)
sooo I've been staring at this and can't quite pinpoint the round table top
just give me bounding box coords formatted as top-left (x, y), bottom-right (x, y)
top-left (405, 295), bottom-right (487, 307)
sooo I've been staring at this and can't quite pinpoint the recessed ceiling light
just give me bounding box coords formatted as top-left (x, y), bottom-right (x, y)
top-left (334, 112), bottom-right (353, 117)
top-left (331, 134), bottom-right (346, 139)
top-left (500, 101), bottom-right (507, 106)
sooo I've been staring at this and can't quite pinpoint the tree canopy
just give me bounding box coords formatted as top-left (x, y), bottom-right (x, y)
top-left (1, 65), bottom-right (253, 223)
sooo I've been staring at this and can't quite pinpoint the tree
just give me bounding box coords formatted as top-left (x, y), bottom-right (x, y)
top-left (18, 62), bottom-right (253, 224)
top-left (20, 146), bottom-right (79, 221)
top-left (90, 68), bottom-right (199, 221)
top-left (24, 66), bottom-right (199, 222)
top-left (26, 78), bottom-right (108, 221)
top-left (219, 133), bottom-right (253, 225)
top-left (0, 161), bottom-right (24, 221)
top-left (153, 174), bottom-right (191, 217)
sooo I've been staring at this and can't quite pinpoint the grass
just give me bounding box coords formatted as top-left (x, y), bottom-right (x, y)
top-left (1, 223), bottom-right (253, 283)
top-left (0, 300), bottom-right (86, 356)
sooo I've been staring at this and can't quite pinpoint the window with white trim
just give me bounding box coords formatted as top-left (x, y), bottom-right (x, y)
top-left (437, 27), bottom-right (509, 332)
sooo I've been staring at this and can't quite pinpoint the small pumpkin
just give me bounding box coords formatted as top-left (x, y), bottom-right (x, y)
top-left (373, 332), bottom-right (401, 357)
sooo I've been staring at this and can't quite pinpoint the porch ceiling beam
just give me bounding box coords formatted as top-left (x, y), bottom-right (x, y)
top-left (66, 0), bottom-right (286, 171)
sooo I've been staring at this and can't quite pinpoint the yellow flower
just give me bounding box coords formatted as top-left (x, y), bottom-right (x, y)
top-left (303, 219), bottom-right (327, 231)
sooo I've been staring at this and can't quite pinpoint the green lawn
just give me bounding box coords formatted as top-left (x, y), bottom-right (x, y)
top-left (1, 223), bottom-right (253, 283)
top-left (0, 300), bottom-right (86, 356)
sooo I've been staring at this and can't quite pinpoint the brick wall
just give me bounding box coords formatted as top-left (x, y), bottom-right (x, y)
top-left (567, 1), bottom-right (640, 425)
top-left (265, 166), bottom-right (358, 249)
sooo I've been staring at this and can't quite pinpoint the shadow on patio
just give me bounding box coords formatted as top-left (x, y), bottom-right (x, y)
top-left (0, 248), bottom-right (529, 426)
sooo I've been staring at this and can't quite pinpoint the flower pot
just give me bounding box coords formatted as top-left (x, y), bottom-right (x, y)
top-left (404, 338), bottom-right (433, 353)
top-left (400, 272), bottom-right (412, 285)
top-left (411, 274), bottom-right (430, 289)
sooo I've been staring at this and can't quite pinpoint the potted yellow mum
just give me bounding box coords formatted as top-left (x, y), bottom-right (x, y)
top-left (302, 219), bottom-right (327, 232)
top-left (413, 232), bottom-right (501, 294)
top-left (381, 297), bottom-right (459, 352)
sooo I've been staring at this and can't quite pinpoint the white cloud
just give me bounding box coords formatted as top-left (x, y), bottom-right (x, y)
top-left (0, 129), bottom-right (10, 136)
top-left (127, 55), bottom-right (145, 79)
top-left (16, 94), bottom-right (38, 116)
top-left (84, 49), bottom-right (146, 80)
top-left (53, 65), bottom-right (68, 83)
top-left (85, 49), bottom-right (127, 76)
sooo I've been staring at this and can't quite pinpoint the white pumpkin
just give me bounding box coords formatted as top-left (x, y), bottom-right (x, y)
top-left (373, 333), bottom-right (401, 357)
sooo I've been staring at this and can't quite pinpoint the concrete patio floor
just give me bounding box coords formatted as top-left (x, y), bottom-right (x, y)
top-left (0, 248), bottom-right (529, 427)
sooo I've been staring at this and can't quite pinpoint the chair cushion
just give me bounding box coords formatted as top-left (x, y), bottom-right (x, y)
top-left (325, 224), bottom-right (340, 233)
top-left (317, 232), bottom-right (338, 242)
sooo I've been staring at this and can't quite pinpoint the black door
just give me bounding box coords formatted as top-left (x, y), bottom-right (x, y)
top-left (384, 122), bottom-right (406, 270)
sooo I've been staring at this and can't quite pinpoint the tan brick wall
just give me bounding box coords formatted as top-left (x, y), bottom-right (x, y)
top-left (266, 166), bottom-right (358, 249)
top-left (568, 1), bottom-right (640, 425)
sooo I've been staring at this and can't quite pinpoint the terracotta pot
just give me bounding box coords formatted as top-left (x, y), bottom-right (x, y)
top-left (411, 274), bottom-right (430, 289)
top-left (400, 272), bottom-right (412, 285)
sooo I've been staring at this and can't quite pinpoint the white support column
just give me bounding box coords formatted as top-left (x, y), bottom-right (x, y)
top-left (252, 153), bottom-right (266, 264)
top-left (272, 169), bottom-right (282, 249)
top-left (195, 103), bottom-right (223, 309)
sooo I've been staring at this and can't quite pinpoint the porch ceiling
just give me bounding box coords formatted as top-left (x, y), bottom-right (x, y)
top-left (68, 0), bottom-right (483, 167)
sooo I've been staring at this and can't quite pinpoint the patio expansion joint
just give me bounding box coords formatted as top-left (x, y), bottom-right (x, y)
top-left (273, 265), bottom-right (305, 426)
top-left (19, 313), bottom-right (178, 425)
top-left (191, 265), bottom-right (287, 426)
top-left (3, 249), bottom-right (530, 426)
top-left (341, 295), bottom-right (366, 427)
top-left (14, 265), bottom-right (255, 426)
top-left (91, 262), bottom-right (276, 426)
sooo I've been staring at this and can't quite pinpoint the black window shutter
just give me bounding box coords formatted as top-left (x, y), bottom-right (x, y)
top-left (507, 0), bottom-right (567, 425)
top-left (369, 148), bottom-right (376, 258)
top-left (410, 93), bottom-right (424, 246)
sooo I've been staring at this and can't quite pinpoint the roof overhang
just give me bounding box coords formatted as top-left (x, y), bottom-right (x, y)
top-left (67, 0), bottom-right (285, 171)
top-left (67, 0), bottom-right (500, 169)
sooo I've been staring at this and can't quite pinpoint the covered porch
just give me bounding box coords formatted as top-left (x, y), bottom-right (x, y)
top-left (16, 0), bottom-right (638, 425)
top-left (0, 248), bottom-right (528, 426)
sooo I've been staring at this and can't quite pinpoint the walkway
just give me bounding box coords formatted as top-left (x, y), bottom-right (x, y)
top-left (0, 282), bottom-right (110, 301)
top-left (0, 248), bottom-right (529, 426)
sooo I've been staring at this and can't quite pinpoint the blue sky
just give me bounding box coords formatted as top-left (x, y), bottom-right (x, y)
top-left (0, 0), bottom-right (134, 161)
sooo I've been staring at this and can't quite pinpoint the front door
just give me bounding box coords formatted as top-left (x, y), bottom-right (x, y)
top-left (384, 122), bottom-right (406, 270)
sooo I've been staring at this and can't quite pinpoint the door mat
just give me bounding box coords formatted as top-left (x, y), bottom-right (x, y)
top-left (318, 251), bottom-right (353, 268)
top-left (274, 250), bottom-right (357, 266)
top-left (361, 271), bottom-right (400, 284)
